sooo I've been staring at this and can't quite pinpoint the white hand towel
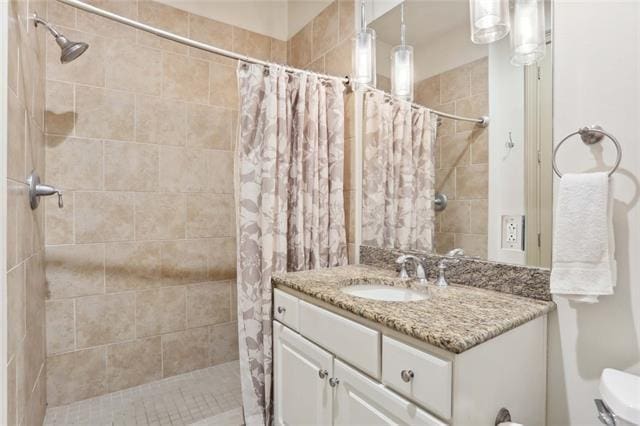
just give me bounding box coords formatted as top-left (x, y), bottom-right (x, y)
top-left (550, 172), bottom-right (616, 303)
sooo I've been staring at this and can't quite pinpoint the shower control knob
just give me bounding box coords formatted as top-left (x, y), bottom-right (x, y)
top-left (277, 306), bottom-right (286, 314)
top-left (26, 170), bottom-right (64, 210)
top-left (318, 369), bottom-right (328, 379)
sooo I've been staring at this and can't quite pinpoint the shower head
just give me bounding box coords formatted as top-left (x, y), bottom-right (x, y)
top-left (56, 36), bottom-right (89, 64)
top-left (33, 13), bottom-right (89, 63)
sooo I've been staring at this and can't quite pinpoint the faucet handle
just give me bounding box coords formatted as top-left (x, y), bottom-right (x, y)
top-left (438, 257), bottom-right (460, 269)
top-left (445, 248), bottom-right (465, 257)
top-left (398, 262), bottom-right (409, 279)
top-left (395, 255), bottom-right (409, 279)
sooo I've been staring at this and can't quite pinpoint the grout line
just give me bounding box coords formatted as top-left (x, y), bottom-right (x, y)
top-left (72, 298), bottom-right (77, 350)
top-left (133, 291), bottom-right (137, 340)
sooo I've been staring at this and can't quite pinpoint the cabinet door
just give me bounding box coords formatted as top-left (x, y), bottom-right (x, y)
top-left (333, 359), bottom-right (446, 426)
top-left (274, 321), bottom-right (333, 426)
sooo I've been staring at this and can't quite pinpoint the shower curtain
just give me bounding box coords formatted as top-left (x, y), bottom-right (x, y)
top-left (235, 62), bottom-right (348, 425)
top-left (362, 90), bottom-right (437, 252)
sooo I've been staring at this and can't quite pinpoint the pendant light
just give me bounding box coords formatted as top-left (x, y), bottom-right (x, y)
top-left (510, 0), bottom-right (545, 66)
top-left (469, 0), bottom-right (510, 44)
top-left (353, 0), bottom-right (376, 85)
top-left (390, 3), bottom-right (414, 101)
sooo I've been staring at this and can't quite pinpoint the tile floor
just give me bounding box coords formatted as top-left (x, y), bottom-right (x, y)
top-left (43, 361), bottom-right (242, 426)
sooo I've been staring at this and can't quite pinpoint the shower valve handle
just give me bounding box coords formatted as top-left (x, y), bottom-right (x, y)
top-left (27, 171), bottom-right (64, 210)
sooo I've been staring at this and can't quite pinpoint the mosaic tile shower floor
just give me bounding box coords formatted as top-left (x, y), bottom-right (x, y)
top-left (43, 361), bottom-right (243, 426)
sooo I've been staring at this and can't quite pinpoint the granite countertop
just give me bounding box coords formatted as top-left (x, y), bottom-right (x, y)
top-left (272, 264), bottom-right (556, 354)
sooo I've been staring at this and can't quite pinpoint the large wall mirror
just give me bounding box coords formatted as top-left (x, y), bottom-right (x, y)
top-left (361, 0), bottom-right (553, 267)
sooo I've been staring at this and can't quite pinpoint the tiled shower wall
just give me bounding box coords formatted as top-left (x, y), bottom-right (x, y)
top-left (414, 58), bottom-right (489, 258)
top-left (6, 0), bottom-right (49, 423)
top-left (288, 0), bottom-right (357, 261)
top-left (42, 0), bottom-right (288, 407)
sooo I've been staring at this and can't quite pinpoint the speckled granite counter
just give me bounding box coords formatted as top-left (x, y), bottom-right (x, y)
top-left (272, 264), bottom-right (555, 354)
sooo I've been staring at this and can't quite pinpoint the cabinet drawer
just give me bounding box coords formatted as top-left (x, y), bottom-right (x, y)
top-left (299, 301), bottom-right (380, 379)
top-left (334, 359), bottom-right (446, 426)
top-left (382, 336), bottom-right (452, 420)
top-left (273, 289), bottom-right (299, 331)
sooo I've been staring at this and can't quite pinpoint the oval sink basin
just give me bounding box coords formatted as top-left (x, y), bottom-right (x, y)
top-left (340, 284), bottom-right (428, 302)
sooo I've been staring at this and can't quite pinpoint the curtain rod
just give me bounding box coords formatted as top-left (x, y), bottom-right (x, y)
top-left (57, 0), bottom-right (489, 128)
top-left (363, 85), bottom-right (490, 128)
top-left (55, 0), bottom-right (351, 86)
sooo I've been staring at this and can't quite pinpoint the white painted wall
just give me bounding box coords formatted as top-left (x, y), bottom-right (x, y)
top-left (377, 24), bottom-right (487, 81)
top-left (413, 24), bottom-right (487, 82)
top-left (548, 1), bottom-right (640, 424)
top-left (287, 0), bottom-right (332, 38)
top-left (487, 37), bottom-right (526, 265)
top-left (375, 39), bottom-right (392, 79)
top-left (155, 0), bottom-right (347, 41)
top-left (155, 0), bottom-right (290, 40)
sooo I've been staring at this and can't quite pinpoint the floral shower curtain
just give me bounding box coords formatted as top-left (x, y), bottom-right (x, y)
top-left (362, 90), bottom-right (437, 252)
top-left (235, 62), bottom-right (348, 425)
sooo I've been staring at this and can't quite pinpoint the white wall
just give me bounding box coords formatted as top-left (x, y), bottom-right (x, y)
top-left (548, 1), bottom-right (640, 424)
top-left (287, 0), bottom-right (332, 38)
top-left (487, 37), bottom-right (526, 265)
top-left (376, 39), bottom-right (392, 79)
top-left (413, 24), bottom-right (488, 82)
top-left (376, 24), bottom-right (487, 81)
top-left (155, 0), bottom-right (290, 40)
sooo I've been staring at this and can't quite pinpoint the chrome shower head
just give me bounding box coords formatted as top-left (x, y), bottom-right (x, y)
top-left (33, 13), bottom-right (89, 63)
top-left (56, 36), bottom-right (89, 64)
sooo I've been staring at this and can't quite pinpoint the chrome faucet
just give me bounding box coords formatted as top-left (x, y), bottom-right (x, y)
top-left (396, 255), bottom-right (427, 285)
top-left (435, 248), bottom-right (465, 288)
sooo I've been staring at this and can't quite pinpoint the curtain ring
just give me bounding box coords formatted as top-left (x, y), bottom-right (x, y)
top-left (263, 67), bottom-right (270, 76)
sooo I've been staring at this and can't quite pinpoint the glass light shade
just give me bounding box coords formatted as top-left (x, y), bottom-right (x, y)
top-left (510, 0), bottom-right (545, 66)
top-left (390, 45), bottom-right (414, 101)
top-left (353, 28), bottom-right (376, 85)
top-left (469, 0), bottom-right (510, 44)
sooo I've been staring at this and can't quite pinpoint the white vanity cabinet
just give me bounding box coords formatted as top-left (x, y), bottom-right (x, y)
top-left (274, 321), bottom-right (443, 426)
top-left (273, 322), bottom-right (333, 425)
top-left (273, 288), bottom-right (547, 426)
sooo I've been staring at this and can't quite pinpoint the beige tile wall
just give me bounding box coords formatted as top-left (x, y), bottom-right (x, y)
top-left (414, 58), bottom-right (489, 257)
top-left (288, 0), bottom-right (356, 261)
top-left (6, 0), bottom-right (49, 423)
top-left (42, 0), bottom-right (292, 406)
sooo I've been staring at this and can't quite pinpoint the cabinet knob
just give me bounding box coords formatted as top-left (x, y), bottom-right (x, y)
top-left (401, 370), bottom-right (414, 383)
top-left (277, 306), bottom-right (286, 314)
top-left (318, 369), bottom-right (328, 379)
top-left (329, 377), bottom-right (340, 387)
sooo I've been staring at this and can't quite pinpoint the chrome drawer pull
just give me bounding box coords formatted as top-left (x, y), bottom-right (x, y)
top-left (401, 370), bottom-right (415, 382)
top-left (277, 306), bottom-right (286, 314)
top-left (318, 369), bottom-right (328, 379)
top-left (329, 377), bottom-right (340, 387)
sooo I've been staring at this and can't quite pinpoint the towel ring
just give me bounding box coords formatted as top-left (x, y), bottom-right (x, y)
top-left (552, 125), bottom-right (622, 177)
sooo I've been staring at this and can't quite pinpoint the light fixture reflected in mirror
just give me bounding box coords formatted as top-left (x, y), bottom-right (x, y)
top-left (510, 0), bottom-right (545, 66)
top-left (353, 0), bottom-right (376, 85)
top-left (469, 0), bottom-right (511, 44)
top-left (390, 2), bottom-right (413, 101)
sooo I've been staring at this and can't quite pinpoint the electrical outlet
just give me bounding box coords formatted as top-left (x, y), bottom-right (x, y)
top-left (501, 215), bottom-right (525, 250)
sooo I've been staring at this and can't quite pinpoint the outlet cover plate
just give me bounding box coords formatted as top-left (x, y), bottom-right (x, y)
top-left (501, 215), bottom-right (525, 251)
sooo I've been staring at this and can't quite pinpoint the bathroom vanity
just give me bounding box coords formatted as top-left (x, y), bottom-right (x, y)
top-left (272, 265), bottom-right (555, 425)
